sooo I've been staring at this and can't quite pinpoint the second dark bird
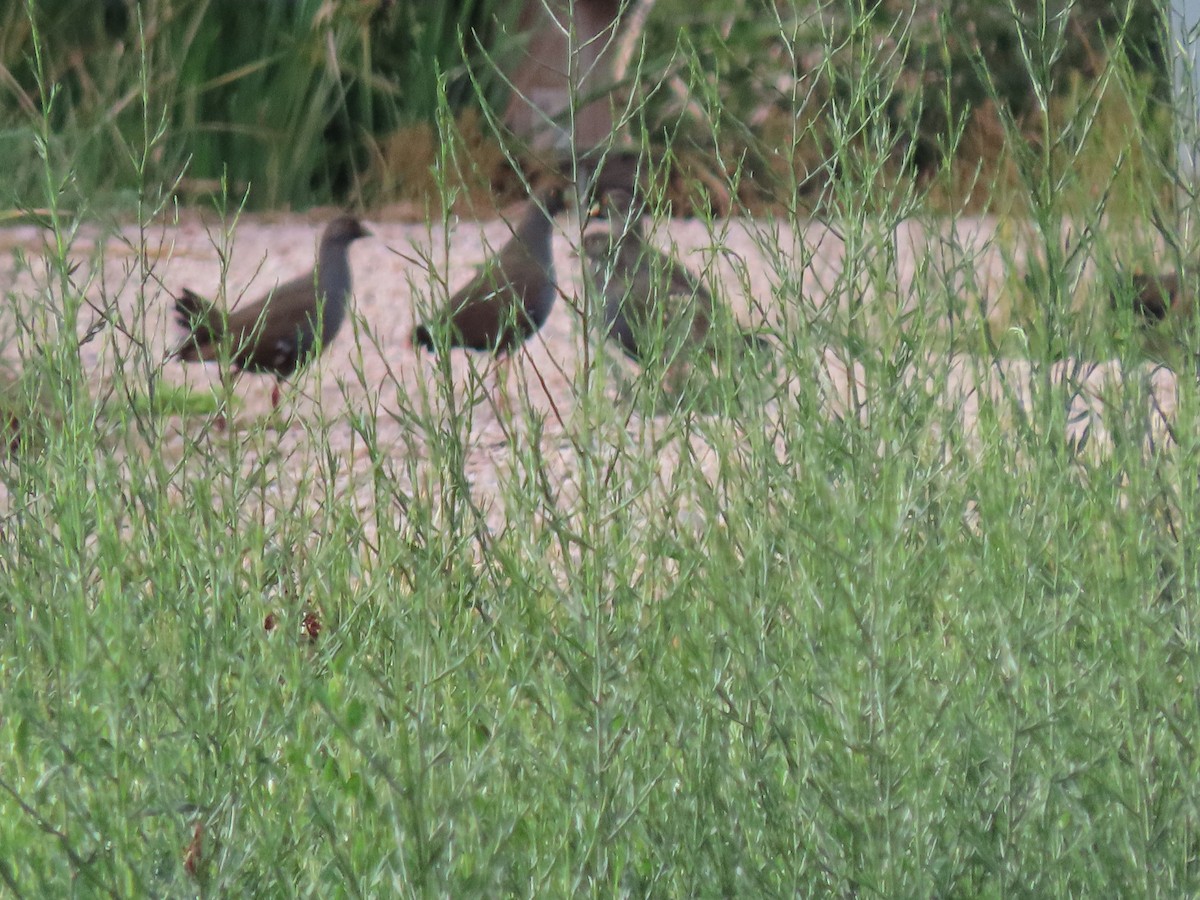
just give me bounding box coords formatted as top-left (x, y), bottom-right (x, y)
top-left (174, 215), bottom-right (369, 408)
top-left (413, 187), bottom-right (565, 355)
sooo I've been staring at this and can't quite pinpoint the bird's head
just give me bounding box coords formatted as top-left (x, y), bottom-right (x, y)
top-left (324, 215), bottom-right (372, 244)
top-left (600, 189), bottom-right (639, 223)
top-left (539, 184), bottom-right (568, 218)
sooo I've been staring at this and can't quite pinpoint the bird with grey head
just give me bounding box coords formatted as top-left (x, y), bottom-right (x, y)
top-left (413, 186), bottom-right (566, 356)
top-left (173, 214), bottom-right (370, 409)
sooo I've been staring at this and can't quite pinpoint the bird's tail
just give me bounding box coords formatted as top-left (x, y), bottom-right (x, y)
top-left (412, 324), bottom-right (435, 352)
top-left (173, 289), bottom-right (222, 361)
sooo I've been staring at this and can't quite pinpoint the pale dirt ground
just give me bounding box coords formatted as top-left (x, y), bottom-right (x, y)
top-left (0, 208), bottom-right (1181, 538)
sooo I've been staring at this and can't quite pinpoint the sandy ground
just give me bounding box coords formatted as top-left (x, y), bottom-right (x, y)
top-left (0, 208), bottom-right (1181, 535)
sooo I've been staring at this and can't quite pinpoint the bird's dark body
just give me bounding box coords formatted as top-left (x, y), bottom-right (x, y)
top-left (414, 189), bottom-right (564, 355)
top-left (582, 228), bottom-right (713, 363)
top-left (174, 215), bottom-right (367, 379)
top-left (1126, 271), bottom-right (1185, 321)
top-left (583, 191), bottom-right (766, 365)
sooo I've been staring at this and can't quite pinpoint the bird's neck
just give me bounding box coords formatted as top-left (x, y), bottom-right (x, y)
top-left (314, 240), bottom-right (351, 338)
top-left (516, 203), bottom-right (553, 252)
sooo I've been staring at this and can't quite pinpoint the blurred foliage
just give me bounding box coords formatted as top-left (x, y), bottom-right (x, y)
top-left (0, 0), bottom-right (1179, 212)
top-left (0, 0), bottom-right (517, 210)
top-left (629, 0), bottom-right (1171, 214)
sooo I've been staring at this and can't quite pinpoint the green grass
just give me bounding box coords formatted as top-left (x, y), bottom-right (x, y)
top-left (0, 0), bottom-right (515, 211)
top-left (2, 0), bottom-right (1200, 895)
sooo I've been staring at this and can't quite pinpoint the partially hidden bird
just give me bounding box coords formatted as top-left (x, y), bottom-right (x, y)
top-left (1120, 269), bottom-right (1189, 321)
top-left (581, 189), bottom-right (768, 369)
top-left (173, 215), bottom-right (369, 408)
top-left (413, 186), bottom-right (565, 356)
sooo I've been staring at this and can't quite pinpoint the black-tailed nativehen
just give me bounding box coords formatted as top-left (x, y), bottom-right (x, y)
top-left (581, 189), bottom-right (768, 369)
top-left (174, 215), bottom-right (369, 408)
top-left (413, 187), bottom-right (565, 356)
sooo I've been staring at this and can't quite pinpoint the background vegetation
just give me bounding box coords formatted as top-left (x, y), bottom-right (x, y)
top-left (3, 0), bottom-right (1200, 895)
top-left (0, 0), bottom-right (1174, 214)
top-left (0, 0), bottom-right (517, 210)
